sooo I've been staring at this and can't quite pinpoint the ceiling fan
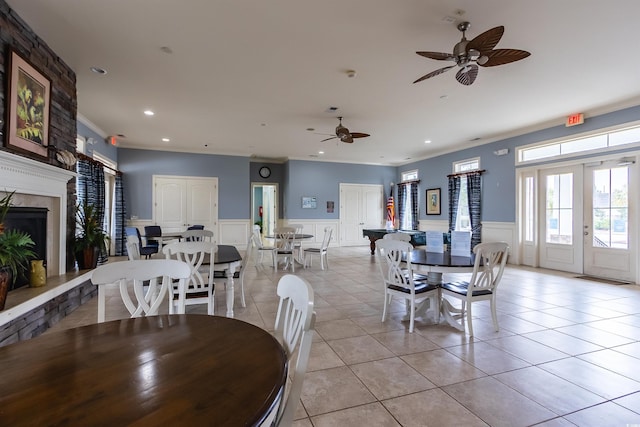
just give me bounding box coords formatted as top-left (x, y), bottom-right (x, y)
top-left (413, 21), bottom-right (530, 86)
top-left (320, 117), bottom-right (370, 144)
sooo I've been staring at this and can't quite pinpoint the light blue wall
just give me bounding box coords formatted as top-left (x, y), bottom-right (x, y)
top-left (117, 148), bottom-right (250, 219)
top-left (285, 160), bottom-right (396, 219)
top-left (401, 104), bottom-right (640, 223)
top-left (94, 104), bottom-right (640, 224)
top-left (76, 122), bottom-right (117, 161)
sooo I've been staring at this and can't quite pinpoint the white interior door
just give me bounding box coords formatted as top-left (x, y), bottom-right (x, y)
top-left (154, 178), bottom-right (187, 230)
top-left (539, 165), bottom-right (584, 273)
top-left (340, 183), bottom-right (383, 246)
top-left (584, 161), bottom-right (636, 281)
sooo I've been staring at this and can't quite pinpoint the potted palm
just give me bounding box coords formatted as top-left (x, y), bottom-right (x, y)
top-left (0, 191), bottom-right (36, 310)
top-left (73, 201), bottom-right (110, 270)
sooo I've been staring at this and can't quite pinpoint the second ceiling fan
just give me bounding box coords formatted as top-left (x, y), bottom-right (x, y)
top-left (321, 117), bottom-right (370, 144)
top-left (413, 21), bottom-right (530, 86)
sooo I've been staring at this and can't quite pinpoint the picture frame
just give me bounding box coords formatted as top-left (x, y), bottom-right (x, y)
top-left (5, 50), bottom-right (51, 157)
top-left (426, 188), bottom-right (441, 215)
top-left (301, 196), bottom-right (317, 209)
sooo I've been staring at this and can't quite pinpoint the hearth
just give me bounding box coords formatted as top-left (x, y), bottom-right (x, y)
top-left (3, 207), bottom-right (48, 290)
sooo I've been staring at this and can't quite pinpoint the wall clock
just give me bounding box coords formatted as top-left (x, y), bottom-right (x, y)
top-left (259, 166), bottom-right (271, 178)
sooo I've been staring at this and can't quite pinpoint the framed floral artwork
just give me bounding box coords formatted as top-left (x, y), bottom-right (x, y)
top-left (6, 50), bottom-right (51, 157)
top-left (426, 188), bottom-right (441, 215)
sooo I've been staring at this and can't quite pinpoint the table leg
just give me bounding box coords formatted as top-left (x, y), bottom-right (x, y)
top-left (97, 285), bottom-right (106, 323)
top-left (225, 267), bottom-right (236, 318)
top-left (440, 297), bottom-right (464, 331)
top-left (368, 237), bottom-right (377, 255)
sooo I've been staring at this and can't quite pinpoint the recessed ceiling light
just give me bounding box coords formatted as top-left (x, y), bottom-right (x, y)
top-left (162, 138), bottom-right (170, 142)
top-left (144, 110), bottom-right (154, 116)
top-left (90, 66), bottom-right (107, 75)
top-left (318, 151), bottom-right (324, 154)
top-left (424, 140), bottom-right (432, 144)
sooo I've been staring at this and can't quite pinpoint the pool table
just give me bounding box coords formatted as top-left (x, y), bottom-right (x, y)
top-left (362, 229), bottom-right (426, 254)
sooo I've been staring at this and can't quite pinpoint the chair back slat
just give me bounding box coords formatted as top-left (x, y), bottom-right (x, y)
top-left (469, 241), bottom-right (509, 292)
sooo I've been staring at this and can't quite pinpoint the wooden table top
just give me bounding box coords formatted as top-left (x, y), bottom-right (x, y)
top-left (0, 314), bottom-right (287, 426)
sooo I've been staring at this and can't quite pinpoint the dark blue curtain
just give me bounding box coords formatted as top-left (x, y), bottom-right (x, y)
top-left (76, 158), bottom-right (107, 265)
top-left (114, 173), bottom-right (126, 256)
top-left (467, 172), bottom-right (482, 248)
top-left (448, 175), bottom-right (461, 234)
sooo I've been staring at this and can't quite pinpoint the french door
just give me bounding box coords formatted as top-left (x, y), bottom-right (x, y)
top-left (520, 158), bottom-right (636, 281)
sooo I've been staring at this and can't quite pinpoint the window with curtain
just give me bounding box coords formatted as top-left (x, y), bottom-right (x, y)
top-left (448, 171), bottom-right (483, 248)
top-left (398, 181), bottom-right (419, 230)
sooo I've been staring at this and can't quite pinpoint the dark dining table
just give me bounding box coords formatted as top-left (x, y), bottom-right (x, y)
top-left (0, 314), bottom-right (288, 426)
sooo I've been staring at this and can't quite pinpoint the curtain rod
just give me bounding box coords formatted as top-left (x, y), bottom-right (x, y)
top-left (396, 179), bottom-right (421, 185)
top-left (447, 169), bottom-right (485, 178)
top-left (77, 152), bottom-right (121, 175)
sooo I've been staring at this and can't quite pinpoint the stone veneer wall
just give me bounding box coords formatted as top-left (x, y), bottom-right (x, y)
top-left (0, 0), bottom-right (78, 271)
top-left (0, 280), bottom-right (96, 347)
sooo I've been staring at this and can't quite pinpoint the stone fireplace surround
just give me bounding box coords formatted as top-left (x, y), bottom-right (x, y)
top-left (0, 150), bottom-right (95, 346)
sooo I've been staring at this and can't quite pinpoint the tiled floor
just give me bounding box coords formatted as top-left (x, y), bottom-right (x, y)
top-left (47, 246), bottom-right (640, 426)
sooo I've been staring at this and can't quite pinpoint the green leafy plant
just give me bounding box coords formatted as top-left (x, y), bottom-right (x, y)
top-left (0, 191), bottom-right (36, 282)
top-left (73, 201), bottom-right (110, 254)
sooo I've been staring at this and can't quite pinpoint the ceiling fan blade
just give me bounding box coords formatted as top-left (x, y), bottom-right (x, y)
top-left (455, 64), bottom-right (478, 86)
top-left (480, 49), bottom-right (530, 67)
top-left (413, 65), bottom-right (455, 83)
top-left (416, 51), bottom-right (455, 61)
top-left (467, 26), bottom-right (504, 53)
top-left (350, 133), bottom-right (370, 138)
top-left (320, 136), bottom-right (337, 142)
top-left (341, 135), bottom-right (354, 143)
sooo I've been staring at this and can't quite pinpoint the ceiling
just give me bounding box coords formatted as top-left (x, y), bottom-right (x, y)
top-left (7, 0), bottom-right (640, 166)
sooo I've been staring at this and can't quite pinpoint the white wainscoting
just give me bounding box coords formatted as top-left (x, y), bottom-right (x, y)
top-left (282, 220), bottom-right (340, 247)
top-left (218, 220), bottom-right (252, 248)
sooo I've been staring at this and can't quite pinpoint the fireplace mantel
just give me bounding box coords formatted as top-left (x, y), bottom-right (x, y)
top-left (0, 150), bottom-right (76, 276)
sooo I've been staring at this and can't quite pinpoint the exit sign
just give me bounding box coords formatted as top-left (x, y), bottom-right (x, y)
top-left (566, 113), bottom-right (584, 127)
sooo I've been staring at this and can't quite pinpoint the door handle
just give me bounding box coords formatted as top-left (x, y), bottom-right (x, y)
top-left (584, 231), bottom-right (589, 235)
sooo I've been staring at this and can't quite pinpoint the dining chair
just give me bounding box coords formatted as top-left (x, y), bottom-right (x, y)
top-left (252, 225), bottom-right (277, 268)
top-left (214, 234), bottom-right (252, 308)
top-left (288, 223), bottom-right (304, 257)
top-left (440, 241), bottom-right (509, 336)
top-left (182, 229), bottom-right (214, 242)
top-left (274, 226), bottom-right (296, 272)
top-left (143, 225), bottom-right (162, 250)
top-left (162, 241), bottom-right (217, 315)
top-left (303, 226), bottom-right (332, 270)
top-left (376, 239), bottom-right (440, 333)
top-left (125, 236), bottom-right (141, 260)
top-left (91, 259), bottom-right (191, 323)
top-left (383, 232), bottom-right (412, 242)
top-left (271, 274), bottom-right (316, 427)
top-left (125, 226), bottom-right (158, 259)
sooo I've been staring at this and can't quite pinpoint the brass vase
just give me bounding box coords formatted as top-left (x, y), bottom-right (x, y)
top-left (29, 260), bottom-right (46, 287)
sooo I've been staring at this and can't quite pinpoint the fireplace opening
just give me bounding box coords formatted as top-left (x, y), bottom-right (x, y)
top-left (3, 207), bottom-right (48, 291)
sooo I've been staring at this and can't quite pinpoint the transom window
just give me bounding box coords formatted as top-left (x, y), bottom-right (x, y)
top-left (401, 169), bottom-right (418, 182)
top-left (453, 157), bottom-right (480, 173)
top-left (518, 123), bottom-right (640, 164)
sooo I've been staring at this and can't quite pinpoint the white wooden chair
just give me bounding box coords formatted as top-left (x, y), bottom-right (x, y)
top-left (181, 229), bottom-right (214, 242)
top-left (440, 241), bottom-right (509, 336)
top-left (376, 239), bottom-right (440, 333)
top-left (271, 274), bottom-right (316, 427)
top-left (125, 235), bottom-right (141, 260)
top-left (214, 234), bottom-right (253, 308)
top-left (303, 226), bottom-right (332, 269)
top-left (274, 226), bottom-right (296, 272)
top-left (162, 241), bottom-right (217, 315)
top-left (92, 259), bottom-right (191, 323)
top-left (252, 224), bottom-right (277, 268)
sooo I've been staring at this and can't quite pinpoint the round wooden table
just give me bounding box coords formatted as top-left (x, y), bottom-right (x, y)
top-left (0, 314), bottom-right (287, 426)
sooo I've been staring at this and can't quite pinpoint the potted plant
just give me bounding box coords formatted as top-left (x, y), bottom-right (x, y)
top-left (73, 201), bottom-right (110, 270)
top-left (0, 191), bottom-right (36, 310)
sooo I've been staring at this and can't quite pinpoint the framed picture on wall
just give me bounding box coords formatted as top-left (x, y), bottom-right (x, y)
top-left (302, 197), bottom-right (317, 209)
top-left (6, 50), bottom-right (51, 158)
top-left (426, 188), bottom-right (441, 215)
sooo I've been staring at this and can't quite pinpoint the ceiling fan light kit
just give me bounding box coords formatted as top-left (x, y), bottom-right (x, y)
top-left (414, 21), bottom-right (530, 86)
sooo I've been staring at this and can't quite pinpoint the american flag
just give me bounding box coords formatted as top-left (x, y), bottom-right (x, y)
top-left (386, 193), bottom-right (395, 228)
